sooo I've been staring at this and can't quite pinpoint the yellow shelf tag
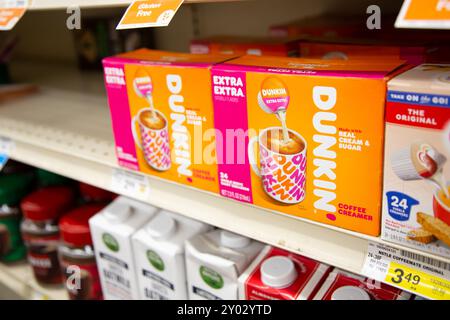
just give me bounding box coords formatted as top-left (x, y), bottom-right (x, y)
top-left (362, 242), bottom-right (450, 300)
top-left (117, 0), bottom-right (184, 30)
top-left (396, 0), bottom-right (450, 29)
top-left (386, 261), bottom-right (450, 300)
top-left (0, 0), bottom-right (28, 31)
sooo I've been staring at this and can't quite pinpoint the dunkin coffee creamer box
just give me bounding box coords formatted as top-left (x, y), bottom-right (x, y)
top-left (382, 64), bottom-right (450, 258)
top-left (89, 196), bottom-right (157, 299)
top-left (103, 49), bottom-right (231, 194)
top-left (238, 246), bottom-right (331, 300)
top-left (185, 229), bottom-right (264, 300)
top-left (132, 210), bottom-right (211, 300)
top-left (212, 56), bottom-right (405, 235)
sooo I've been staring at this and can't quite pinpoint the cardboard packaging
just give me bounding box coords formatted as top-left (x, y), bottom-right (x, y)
top-left (382, 64), bottom-right (450, 259)
top-left (132, 210), bottom-right (211, 300)
top-left (185, 229), bottom-right (264, 300)
top-left (299, 38), bottom-right (450, 65)
top-left (313, 269), bottom-right (411, 300)
top-left (268, 14), bottom-right (363, 38)
top-left (211, 56), bottom-right (406, 236)
top-left (89, 196), bottom-right (156, 299)
top-left (103, 49), bottom-right (232, 194)
top-left (238, 246), bottom-right (331, 300)
top-left (190, 36), bottom-right (299, 57)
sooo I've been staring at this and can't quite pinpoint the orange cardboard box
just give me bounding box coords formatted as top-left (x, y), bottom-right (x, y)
top-left (269, 14), bottom-right (364, 38)
top-left (103, 49), bottom-right (233, 193)
top-left (190, 35), bottom-right (299, 57)
top-left (211, 56), bottom-right (407, 236)
top-left (299, 37), bottom-right (450, 65)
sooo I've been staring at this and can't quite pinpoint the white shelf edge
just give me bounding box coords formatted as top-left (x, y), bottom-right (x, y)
top-left (27, 0), bottom-right (242, 10)
top-left (0, 262), bottom-right (67, 300)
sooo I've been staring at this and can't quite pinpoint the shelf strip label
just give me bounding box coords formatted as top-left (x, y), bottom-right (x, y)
top-left (117, 0), bottom-right (184, 30)
top-left (0, 0), bottom-right (28, 31)
top-left (395, 0), bottom-right (450, 29)
top-left (0, 136), bottom-right (14, 171)
top-left (362, 242), bottom-right (450, 300)
top-left (111, 168), bottom-right (151, 200)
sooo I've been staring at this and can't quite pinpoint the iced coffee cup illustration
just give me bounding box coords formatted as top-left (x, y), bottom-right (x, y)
top-left (132, 69), bottom-right (171, 171)
top-left (132, 108), bottom-right (171, 172)
top-left (252, 77), bottom-right (307, 204)
top-left (248, 127), bottom-right (307, 204)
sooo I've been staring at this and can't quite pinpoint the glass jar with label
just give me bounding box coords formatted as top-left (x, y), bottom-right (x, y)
top-left (20, 186), bottom-right (74, 285)
top-left (59, 204), bottom-right (105, 300)
top-left (78, 182), bottom-right (115, 204)
top-left (0, 173), bottom-right (34, 262)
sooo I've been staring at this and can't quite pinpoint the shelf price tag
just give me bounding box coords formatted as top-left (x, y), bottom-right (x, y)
top-left (0, 0), bottom-right (28, 31)
top-left (117, 0), bottom-right (184, 30)
top-left (396, 0), bottom-right (450, 29)
top-left (111, 168), bottom-right (151, 200)
top-left (362, 242), bottom-right (450, 300)
top-left (0, 136), bottom-right (13, 171)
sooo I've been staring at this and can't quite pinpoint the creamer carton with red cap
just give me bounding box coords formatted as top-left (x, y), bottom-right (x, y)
top-left (132, 210), bottom-right (211, 300)
top-left (382, 64), bottom-right (450, 259)
top-left (313, 269), bottom-right (411, 300)
top-left (89, 196), bottom-right (157, 300)
top-left (238, 246), bottom-right (331, 300)
top-left (185, 229), bottom-right (264, 300)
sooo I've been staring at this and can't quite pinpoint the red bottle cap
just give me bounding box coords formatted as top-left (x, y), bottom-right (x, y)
top-left (79, 182), bottom-right (115, 202)
top-left (21, 186), bottom-right (75, 221)
top-left (59, 204), bottom-right (105, 247)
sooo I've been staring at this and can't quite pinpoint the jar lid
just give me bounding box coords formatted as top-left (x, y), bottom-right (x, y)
top-left (220, 230), bottom-right (251, 249)
top-left (1, 160), bottom-right (33, 175)
top-left (331, 286), bottom-right (371, 300)
top-left (21, 186), bottom-right (74, 221)
top-left (146, 213), bottom-right (176, 240)
top-left (59, 204), bottom-right (105, 247)
top-left (79, 182), bottom-right (115, 202)
top-left (0, 173), bottom-right (34, 206)
top-left (261, 256), bottom-right (298, 289)
top-left (37, 169), bottom-right (71, 187)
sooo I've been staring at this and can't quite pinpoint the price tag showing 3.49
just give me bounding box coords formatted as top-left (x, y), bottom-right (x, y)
top-left (362, 242), bottom-right (450, 300)
top-left (111, 168), bottom-right (151, 200)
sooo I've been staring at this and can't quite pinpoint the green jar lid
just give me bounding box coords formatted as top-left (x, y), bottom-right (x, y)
top-left (0, 173), bottom-right (34, 206)
top-left (37, 169), bottom-right (72, 187)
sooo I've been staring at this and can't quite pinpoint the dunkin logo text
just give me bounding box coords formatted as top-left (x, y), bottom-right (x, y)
top-left (312, 86), bottom-right (337, 220)
top-left (167, 74), bottom-right (192, 177)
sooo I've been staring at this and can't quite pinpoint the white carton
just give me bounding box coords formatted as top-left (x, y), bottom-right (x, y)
top-left (89, 196), bottom-right (157, 300)
top-left (382, 64), bottom-right (450, 259)
top-left (185, 229), bottom-right (264, 300)
top-left (132, 210), bottom-right (211, 300)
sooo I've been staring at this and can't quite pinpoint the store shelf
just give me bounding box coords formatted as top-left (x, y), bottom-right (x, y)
top-left (0, 262), bottom-right (67, 300)
top-left (0, 62), bottom-right (449, 294)
top-left (28, 0), bottom-right (244, 10)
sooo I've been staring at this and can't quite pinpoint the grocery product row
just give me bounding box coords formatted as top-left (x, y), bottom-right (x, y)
top-left (0, 161), bottom-right (423, 300)
top-left (102, 47), bottom-right (450, 262)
